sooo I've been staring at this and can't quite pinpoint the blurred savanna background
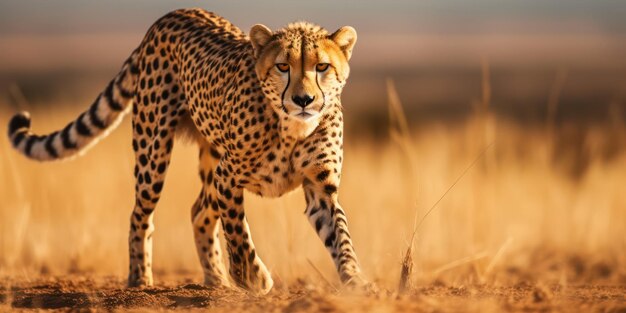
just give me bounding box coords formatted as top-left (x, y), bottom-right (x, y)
top-left (1, 1), bottom-right (626, 311)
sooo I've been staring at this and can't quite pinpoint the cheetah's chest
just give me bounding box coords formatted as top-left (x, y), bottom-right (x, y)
top-left (240, 151), bottom-right (303, 198)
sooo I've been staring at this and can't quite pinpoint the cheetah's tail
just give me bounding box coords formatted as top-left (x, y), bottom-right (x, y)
top-left (7, 49), bottom-right (140, 161)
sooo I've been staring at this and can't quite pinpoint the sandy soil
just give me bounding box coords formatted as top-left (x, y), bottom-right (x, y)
top-left (2, 275), bottom-right (625, 312)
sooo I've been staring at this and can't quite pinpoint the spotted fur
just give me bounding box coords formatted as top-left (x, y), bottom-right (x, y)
top-left (7, 8), bottom-right (363, 294)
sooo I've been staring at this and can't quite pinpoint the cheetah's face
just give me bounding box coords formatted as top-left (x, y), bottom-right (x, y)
top-left (250, 23), bottom-right (356, 123)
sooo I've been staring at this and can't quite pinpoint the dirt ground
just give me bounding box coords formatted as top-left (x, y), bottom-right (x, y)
top-left (0, 275), bottom-right (624, 312)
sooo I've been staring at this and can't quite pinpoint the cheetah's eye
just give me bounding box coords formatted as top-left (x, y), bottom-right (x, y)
top-left (276, 63), bottom-right (290, 73)
top-left (315, 63), bottom-right (330, 72)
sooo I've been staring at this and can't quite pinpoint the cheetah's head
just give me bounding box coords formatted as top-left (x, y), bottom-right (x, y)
top-left (249, 22), bottom-right (356, 126)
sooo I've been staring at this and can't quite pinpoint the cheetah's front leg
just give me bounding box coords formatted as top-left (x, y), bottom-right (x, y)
top-left (213, 163), bottom-right (273, 294)
top-left (303, 180), bottom-right (365, 286)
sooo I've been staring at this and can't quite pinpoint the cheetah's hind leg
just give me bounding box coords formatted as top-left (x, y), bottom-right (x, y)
top-left (191, 142), bottom-right (231, 288)
top-left (127, 59), bottom-right (184, 287)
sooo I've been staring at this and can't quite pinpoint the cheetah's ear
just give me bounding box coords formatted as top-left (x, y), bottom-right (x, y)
top-left (330, 26), bottom-right (357, 61)
top-left (249, 24), bottom-right (273, 58)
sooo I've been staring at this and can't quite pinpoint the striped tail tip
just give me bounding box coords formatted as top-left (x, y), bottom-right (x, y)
top-left (8, 111), bottom-right (32, 149)
top-left (8, 111), bottom-right (31, 136)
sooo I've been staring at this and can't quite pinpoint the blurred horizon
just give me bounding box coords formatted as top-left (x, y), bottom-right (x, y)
top-left (2, 1), bottom-right (626, 35)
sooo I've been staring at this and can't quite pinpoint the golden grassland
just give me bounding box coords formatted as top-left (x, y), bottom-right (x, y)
top-left (0, 82), bottom-right (625, 311)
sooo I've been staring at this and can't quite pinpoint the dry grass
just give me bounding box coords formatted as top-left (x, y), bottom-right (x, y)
top-left (1, 81), bottom-right (626, 310)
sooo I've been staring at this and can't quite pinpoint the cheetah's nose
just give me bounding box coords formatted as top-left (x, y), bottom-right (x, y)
top-left (292, 95), bottom-right (315, 108)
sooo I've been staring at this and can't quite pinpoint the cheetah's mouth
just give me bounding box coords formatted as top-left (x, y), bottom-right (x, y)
top-left (293, 109), bottom-right (319, 121)
top-left (281, 100), bottom-right (322, 121)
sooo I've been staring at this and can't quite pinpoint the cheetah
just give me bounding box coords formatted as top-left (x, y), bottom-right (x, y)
top-left (7, 8), bottom-right (363, 294)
